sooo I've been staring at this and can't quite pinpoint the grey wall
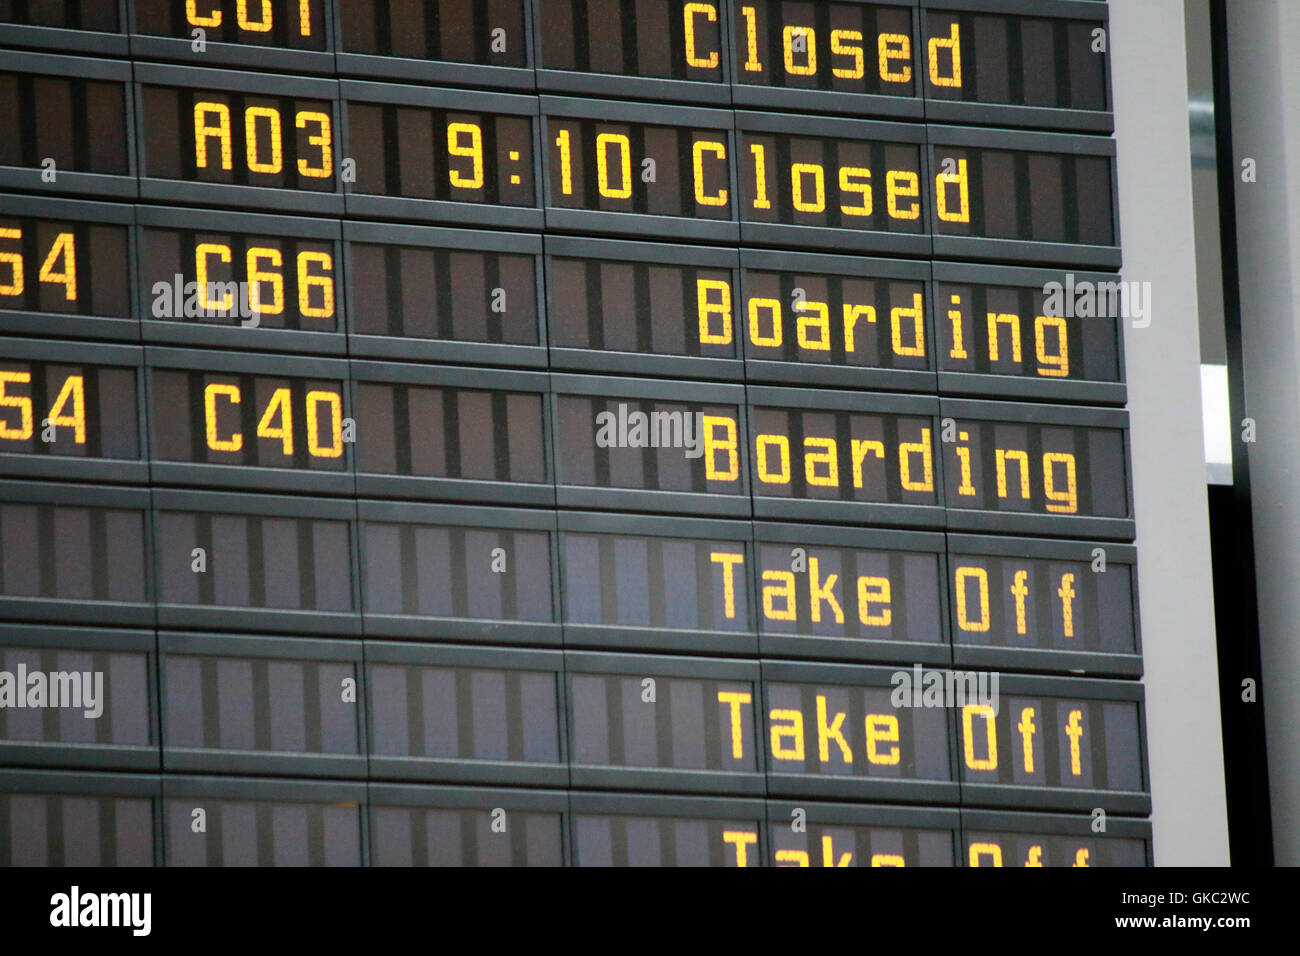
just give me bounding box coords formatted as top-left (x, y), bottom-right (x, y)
top-left (1227, 1), bottom-right (1300, 866)
top-left (1186, 0), bottom-right (1228, 366)
top-left (1111, 0), bottom-right (1230, 865)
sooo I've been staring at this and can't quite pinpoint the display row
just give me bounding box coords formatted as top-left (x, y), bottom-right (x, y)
top-left (0, 771), bottom-right (1150, 867)
top-left (0, 350), bottom-right (1135, 538)
top-left (0, 482), bottom-right (1139, 673)
top-left (1, 0), bottom-right (1113, 130)
top-left (0, 199), bottom-right (1130, 403)
top-left (0, 57), bottom-right (1119, 263)
top-left (0, 628), bottom-right (1149, 811)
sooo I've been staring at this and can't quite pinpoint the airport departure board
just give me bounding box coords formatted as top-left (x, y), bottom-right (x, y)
top-left (0, 0), bottom-right (1150, 866)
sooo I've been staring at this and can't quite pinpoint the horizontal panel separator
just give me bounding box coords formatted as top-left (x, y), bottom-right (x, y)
top-left (156, 630), bottom-right (364, 660)
top-left (755, 521), bottom-right (945, 550)
top-left (133, 61), bottom-right (339, 96)
top-left (549, 372), bottom-right (745, 402)
top-left (946, 533), bottom-right (1136, 562)
top-left (135, 203), bottom-right (343, 238)
top-left (741, 247), bottom-right (932, 278)
top-left (735, 110), bottom-right (927, 142)
top-left (150, 487), bottom-right (355, 517)
top-left (342, 219), bottom-right (543, 251)
top-left (747, 384), bottom-right (940, 413)
top-left (0, 623), bottom-right (155, 650)
top-left (556, 510), bottom-right (750, 536)
top-left (365, 782), bottom-right (570, 809)
top-left (539, 95), bottom-right (732, 126)
top-left (143, 346), bottom-right (348, 375)
top-left (363, 640), bottom-right (563, 669)
top-left (563, 650), bottom-right (761, 679)
top-left (354, 498), bottom-right (557, 527)
top-left (340, 80), bottom-right (535, 112)
top-left (0, 337), bottom-right (143, 363)
top-left (922, 0), bottom-right (1108, 18)
top-left (544, 234), bottom-right (739, 266)
top-left (0, 478), bottom-right (151, 507)
top-left (160, 774), bottom-right (365, 802)
top-left (348, 361), bottom-right (547, 389)
top-left (569, 791), bottom-right (766, 816)
top-left (927, 124), bottom-right (1117, 154)
top-left (0, 50), bottom-right (133, 78)
top-left (0, 194), bottom-right (136, 221)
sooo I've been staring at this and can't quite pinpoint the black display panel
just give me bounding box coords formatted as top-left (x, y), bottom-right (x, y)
top-left (345, 91), bottom-right (535, 207)
top-left (737, 115), bottom-right (927, 252)
top-left (0, 484), bottom-right (149, 617)
top-left (0, 785), bottom-right (155, 866)
top-left (0, 356), bottom-right (139, 463)
top-left (570, 796), bottom-right (964, 866)
top-left (159, 635), bottom-right (363, 776)
top-left (568, 666), bottom-right (762, 787)
top-left (149, 368), bottom-right (349, 473)
top-left (370, 797), bottom-right (565, 866)
top-left (551, 376), bottom-right (748, 514)
top-left (0, 69), bottom-right (130, 177)
top-left (555, 393), bottom-right (745, 494)
top-left (746, 393), bottom-right (939, 521)
top-left (545, 239), bottom-right (740, 369)
top-left (732, 1), bottom-right (918, 100)
top-left (139, 220), bottom-right (338, 333)
top-left (163, 784), bottom-right (363, 866)
top-left (921, 6), bottom-right (1109, 113)
top-left (365, 645), bottom-right (564, 784)
top-left (544, 109), bottom-right (732, 222)
top-left (768, 818), bottom-right (956, 868)
top-left (575, 811), bottom-right (761, 866)
top-left (754, 527), bottom-right (947, 663)
top-left (358, 503), bottom-right (556, 641)
top-left (353, 371), bottom-right (549, 494)
top-left (761, 669), bottom-right (955, 801)
top-left (140, 84), bottom-right (336, 191)
top-left (928, 129), bottom-right (1118, 265)
top-left (939, 399), bottom-right (1132, 538)
top-left (0, 641), bottom-right (152, 754)
top-left (931, 144), bottom-right (1112, 244)
top-left (963, 828), bottom-right (1145, 867)
top-left (539, 0), bottom-right (723, 83)
top-left (740, 251), bottom-right (931, 385)
top-left (134, 0), bottom-right (328, 50)
top-left (340, 0), bottom-right (529, 67)
top-left (0, 211), bottom-right (131, 318)
top-left (346, 224), bottom-right (541, 353)
top-left (0, 1), bottom-right (121, 32)
top-left (934, 262), bottom-right (1125, 404)
top-left (947, 535), bottom-right (1140, 676)
top-left (941, 416), bottom-right (1125, 516)
top-left (154, 504), bottom-right (354, 620)
top-left (570, 793), bottom-right (758, 866)
top-left (956, 677), bottom-right (1147, 812)
top-left (940, 276), bottom-right (1085, 379)
top-left (960, 809), bottom-right (1150, 867)
top-left (558, 515), bottom-right (754, 652)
